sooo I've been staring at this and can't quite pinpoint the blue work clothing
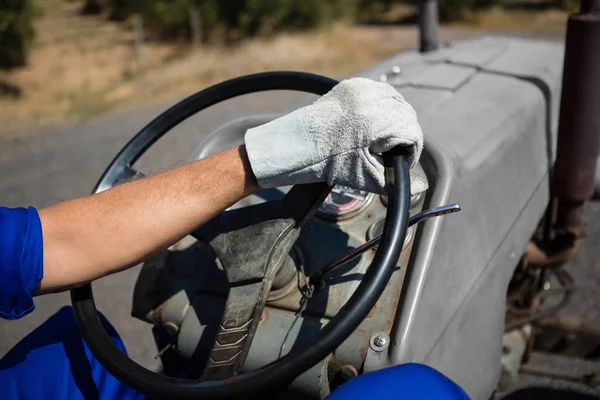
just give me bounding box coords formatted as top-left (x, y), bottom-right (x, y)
top-left (0, 206), bottom-right (43, 320)
top-left (326, 363), bottom-right (470, 399)
top-left (0, 206), bottom-right (142, 400)
top-left (0, 206), bottom-right (469, 399)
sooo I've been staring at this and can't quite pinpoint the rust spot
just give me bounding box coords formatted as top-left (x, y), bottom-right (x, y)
top-left (366, 302), bottom-right (379, 319)
top-left (359, 336), bottom-right (369, 360)
top-left (354, 327), bottom-right (369, 336)
top-left (260, 309), bottom-right (269, 323)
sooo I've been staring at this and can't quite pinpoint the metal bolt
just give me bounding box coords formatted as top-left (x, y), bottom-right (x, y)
top-left (370, 332), bottom-right (390, 352)
top-left (163, 321), bottom-right (179, 335)
top-left (379, 74), bottom-right (387, 82)
top-left (337, 365), bottom-right (358, 382)
top-left (391, 66), bottom-right (401, 75)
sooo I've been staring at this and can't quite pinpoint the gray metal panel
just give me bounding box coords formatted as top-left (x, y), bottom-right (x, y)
top-left (408, 64), bottom-right (477, 90)
top-left (423, 178), bottom-right (549, 396)
top-left (355, 36), bottom-right (564, 399)
top-left (420, 73), bottom-right (544, 166)
top-left (442, 36), bottom-right (509, 66)
top-left (244, 309), bottom-right (330, 398)
top-left (482, 38), bottom-right (564, 155)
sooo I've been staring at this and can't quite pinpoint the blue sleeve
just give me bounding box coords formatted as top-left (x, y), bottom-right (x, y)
top-left (0, 306), bottom-right (144, 400)
top-left (327, 363), bottom-right (470, 400)
top-left (0, 206), bottom-right (44, 320)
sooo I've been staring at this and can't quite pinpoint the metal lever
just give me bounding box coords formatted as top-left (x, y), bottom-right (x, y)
top-left (405, 202), bottom-right (461, 226)
top-left (310, 203), bottom-right (461, 286)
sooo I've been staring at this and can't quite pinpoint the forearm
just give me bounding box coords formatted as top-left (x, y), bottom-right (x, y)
top-left (36, 145), bottom-right (259, 295)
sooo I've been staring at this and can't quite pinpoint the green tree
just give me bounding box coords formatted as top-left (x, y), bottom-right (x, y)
top-left (0, 0), bottom-right (36, 69)
top-left (106, 0), bottom-right (363, 42)
top-left (438, 0), bottom-right (503, 22)
top-left (82, 0), bottom-right (104, 15)
top-left (109, 0), bottom-right (135, 21)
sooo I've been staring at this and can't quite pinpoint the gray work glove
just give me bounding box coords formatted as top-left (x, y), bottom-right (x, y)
top-left (244, 77), bottom-right (424, 195)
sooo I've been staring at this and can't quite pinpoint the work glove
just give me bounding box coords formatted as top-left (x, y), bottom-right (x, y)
top-left (244, 77), bottom-right (425, 195)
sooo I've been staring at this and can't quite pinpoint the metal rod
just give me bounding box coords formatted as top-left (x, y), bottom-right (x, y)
top-left (419, 0), bottom-right (440, 53)
top-left (310, 203), bottom-right (461, 285)
top-left (519, 364), bottom-right (596, 386)
top-left (553, 4), bottom-right (600, 239)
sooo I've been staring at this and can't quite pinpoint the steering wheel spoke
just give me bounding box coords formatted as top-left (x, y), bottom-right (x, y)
top-left (97, 165), bottom-right (146, 192)
top-left (281, 182), bottom-right (332, 226)
top-left (192, 184), bottom-right (330, 379)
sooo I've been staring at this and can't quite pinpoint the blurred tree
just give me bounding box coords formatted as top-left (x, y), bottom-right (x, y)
top-left (0, 0), bottom-right (36, 69)
top-left (141, 0), bottom-right (193, 39)
top-left (553, 0), bottom-right (578, 11)
top-left (438, 0), bottom-right (503, 22)
top-left (105, 0), bottom-right (363, 42)
top-left (474, 0), bottom-right (502, 7)
top-left (82, 0), bottom-right (104, 15)
top-left (196, 0), bottom-right (220, 39)
top-left (109, 0), bottom-right (136, 21)
top-left (238, 0), bottom-right (360, 36)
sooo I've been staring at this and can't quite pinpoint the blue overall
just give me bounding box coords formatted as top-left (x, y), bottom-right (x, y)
top-left (0, 206), bottom-right (469, 399)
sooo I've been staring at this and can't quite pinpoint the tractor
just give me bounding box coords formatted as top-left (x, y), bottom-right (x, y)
top-left (69, 1), bottom-right (600, 398)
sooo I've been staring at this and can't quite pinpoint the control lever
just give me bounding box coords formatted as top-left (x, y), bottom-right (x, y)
top-left (309, 203), bottom-right (461, 287)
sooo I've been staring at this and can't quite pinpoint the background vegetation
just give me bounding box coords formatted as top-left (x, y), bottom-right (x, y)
top-left (0, 0), bottom-right (572, 135)
top-left (2, 0), bottom-right (578, 69)
top-left (88, 0), bottom-right (578, 42)
top-left (0, 0), bottom-right (36, 69)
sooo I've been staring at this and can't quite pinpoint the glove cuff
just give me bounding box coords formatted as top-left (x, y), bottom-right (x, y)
top-left (244, 109), bottom-right (318, 188)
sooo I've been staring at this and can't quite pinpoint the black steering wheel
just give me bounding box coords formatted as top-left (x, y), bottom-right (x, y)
top-left (71, 71), bottom-right (411, 399)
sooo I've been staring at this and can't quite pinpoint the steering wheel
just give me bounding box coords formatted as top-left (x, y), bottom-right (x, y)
top-left (71, 71), bottom-right (411, 399)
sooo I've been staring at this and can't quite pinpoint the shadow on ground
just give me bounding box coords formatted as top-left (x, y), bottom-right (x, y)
top-left (502, 387), bottom-right (600, 399)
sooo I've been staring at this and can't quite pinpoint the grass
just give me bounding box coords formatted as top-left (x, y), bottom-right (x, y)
top-left (0, 1), bottom-right (569, 138)
top-left (463, 6), bottom-right (569, 33)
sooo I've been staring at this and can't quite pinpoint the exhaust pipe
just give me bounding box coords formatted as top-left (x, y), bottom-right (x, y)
top-left (553, 0), bottom-right (600, 239)
top-left (527, 1), bottom-right (600, 267)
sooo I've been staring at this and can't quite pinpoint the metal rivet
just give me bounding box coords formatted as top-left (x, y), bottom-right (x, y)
top-left (391, 66), bottom-right (401, 74)
top-left (163, 321), bottom-right (179, 335)
top-left (338, 365), bottom-right (358, 381)
top-left (370, 332), bottom-right (390, 352)
top-left (379, 74), bottom-right (387, 82)
top-left (223, 318), bottom-right (238, 329)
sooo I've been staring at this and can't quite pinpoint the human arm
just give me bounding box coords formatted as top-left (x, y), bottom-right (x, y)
top-left (36, 78), bottom-right (424, 296)
top-left (36, 145), bottom-right (259, 295)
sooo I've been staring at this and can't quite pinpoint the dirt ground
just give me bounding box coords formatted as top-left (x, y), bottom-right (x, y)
top-left (0, 1), bottom-right (569, 138)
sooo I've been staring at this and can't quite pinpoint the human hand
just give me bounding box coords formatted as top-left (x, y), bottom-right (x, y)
top-left (244, 77), bottom-right (424, 194)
